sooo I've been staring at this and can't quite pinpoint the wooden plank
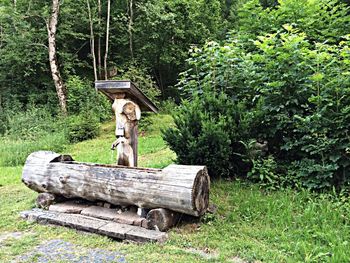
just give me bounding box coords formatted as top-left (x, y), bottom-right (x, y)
top-left (98, 222), bottom-right (132, 239)
top-left (125, 225), bottom-right (168, 243)
top-left (81, 206), bottom-right (120, 221)
top-left (113, 211), bottom-right (145, 226)
top-left (95, 80), bottom-right (158, 113)
top-left (49, 201), bottom-right (90, 214)
top-left (20, 209), bottom-right (168, 243)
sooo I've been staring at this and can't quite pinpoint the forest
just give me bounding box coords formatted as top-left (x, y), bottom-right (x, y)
top-left (1, 0), bottom-right (350, 262)
top-left (1, 0), bottom-right (350, 189)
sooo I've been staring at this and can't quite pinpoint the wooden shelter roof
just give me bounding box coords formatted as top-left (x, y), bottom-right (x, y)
top-left (95, 80), bottom-right (158, 113)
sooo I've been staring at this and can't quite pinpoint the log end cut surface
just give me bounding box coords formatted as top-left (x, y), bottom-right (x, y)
top-left (192, 166), bottom-right (210, 216)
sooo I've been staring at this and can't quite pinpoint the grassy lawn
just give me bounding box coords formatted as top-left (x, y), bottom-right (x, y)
top-left (1, 114), bottom-right (350, 262)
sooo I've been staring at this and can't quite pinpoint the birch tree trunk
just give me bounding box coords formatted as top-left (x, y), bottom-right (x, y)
top-left (104, 0), bottom-right (111, 80)
top-left (98, 0), bottom-right (102, 79)
top-left (47, 0), bottom-right (67, 115)
top-left (87, 0), bottom-right (98, 82)
top-left (128, 0), bottom-right (134, 60)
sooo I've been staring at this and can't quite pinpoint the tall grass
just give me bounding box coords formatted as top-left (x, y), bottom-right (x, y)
top-left (0, 104), bottom-right (104, 166)
top-left (0, 132), bottom-right (67, 166)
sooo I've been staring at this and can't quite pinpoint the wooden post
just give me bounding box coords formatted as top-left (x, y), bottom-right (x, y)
top-left (111, 93), bottom-right (141, 167)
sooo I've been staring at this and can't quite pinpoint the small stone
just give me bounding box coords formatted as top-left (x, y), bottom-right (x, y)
top-left (103, 203), bottom-right (112, 209)
top-left (36, 193), bottom-right (56, 209)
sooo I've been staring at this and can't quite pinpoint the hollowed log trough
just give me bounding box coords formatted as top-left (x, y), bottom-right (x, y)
top-left (22, 151), bottom-right (210, 217)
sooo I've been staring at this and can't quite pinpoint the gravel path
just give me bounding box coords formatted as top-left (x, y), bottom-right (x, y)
top-left (14, 239), bottom-right (126, 263)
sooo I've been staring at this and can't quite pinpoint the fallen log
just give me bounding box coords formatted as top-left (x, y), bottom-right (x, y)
top-left (22, 151), bottom-right (210, 217)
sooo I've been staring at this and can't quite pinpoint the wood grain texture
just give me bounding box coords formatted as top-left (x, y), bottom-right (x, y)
top-left (22, 151), bottom-right (210, 216)
top-left (20, 209), bottom-right (167, 242)
top-left (146, 208), bottom-right (180, 231)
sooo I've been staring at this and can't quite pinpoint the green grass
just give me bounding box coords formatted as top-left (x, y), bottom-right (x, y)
top-left (1, 114), bottom-right (350, 262)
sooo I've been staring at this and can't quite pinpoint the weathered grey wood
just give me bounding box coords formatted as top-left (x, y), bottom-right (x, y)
top-left (111, 96), bottom-right (140, 166)
top-left (146, 208), bottom-right (180, 231)
top-left (113, 211), bottom-right (145, 227)
top-left (95, 80), bottom-right (158, 113)
top-left (81, 206), bottom-right (120, 221)
top-left (22, 151), bottom-right (210, 217)
top-left (50, 202), bottom-right (147, 227)
top-left (49, 201), bottom-right (90, 214)
top-left (20, 209), bottom-right (167, 242)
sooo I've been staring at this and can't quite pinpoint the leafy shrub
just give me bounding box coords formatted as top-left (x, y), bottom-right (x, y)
top-left (174, 21), bottom-right (350, 188)
top-left (247, 156), bottom-right (281, 190)
top-left (5, 105), bottom-right (60, 140)
top-left (66, 113), bottom-right (100, 143)
top-left (238, 0), bottom-right (350, 46)
top-left (112, 63), bottom-right (161, 104)
top-left (66, 75), bottom-right (111, 122)
top-left (158, 98), bottom-right (177, 114)
top-left (163, 90), bottom-right (251, 178)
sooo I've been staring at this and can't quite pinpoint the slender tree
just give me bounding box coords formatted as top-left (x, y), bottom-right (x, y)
top-left (98, 0), bottom-right (102, 79)
top-left (47, 0), bottom-right (67, 115)
top-left (128, 0), bottom-right (134, 59)
top-left (104, 0), bottom-right (111, 80)
top-left (87, 0), bottom-right (98, 82)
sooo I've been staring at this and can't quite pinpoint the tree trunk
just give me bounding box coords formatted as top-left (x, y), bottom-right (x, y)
top-left (104, 0), bottom-right (111, 80)
top-left (98, 0), bottom-right (102, 79)
top-left (128, 0), bottom-right (134, 59)
top-left (22, 151), bottom-right (210, 217)
top-left (47, 0), bottom-right (67, 115)
top-left (87, 0), bottom-right (98, 82)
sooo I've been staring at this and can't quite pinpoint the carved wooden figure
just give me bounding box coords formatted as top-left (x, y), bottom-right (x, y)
top-left (95, 81), bottom-right (158, 167)
top-left (111, 93), bottom-right (141, 166)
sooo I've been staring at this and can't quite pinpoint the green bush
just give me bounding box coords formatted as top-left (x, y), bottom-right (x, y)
top-left (163, 90), bottom-right (251, 178)
top-left (66, 75), bottom-right (111, 122)
top-left (158, 98), bottom-right (177, 114)
top-left (238, 0), bottom-right (350, 46)
top-left (174, 19), bottom-right (350, 188)
top-left (247, 156), bottom-right (281, 190)
top-left (66, 113), bottom-right (100, 143)
top-left (112, 63), bottom-right (161, 105)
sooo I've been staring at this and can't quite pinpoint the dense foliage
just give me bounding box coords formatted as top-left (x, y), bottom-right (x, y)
top-left (0, 0), bottom-right (246, 150)
top-left (0, 0), bottom-right (243, 111)
top-left (163, 91), bottom-right (251, 178)
top-left (164, 0), bottom-right (350, 189)
top-left (1, 0), bottom-right (350, 189)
